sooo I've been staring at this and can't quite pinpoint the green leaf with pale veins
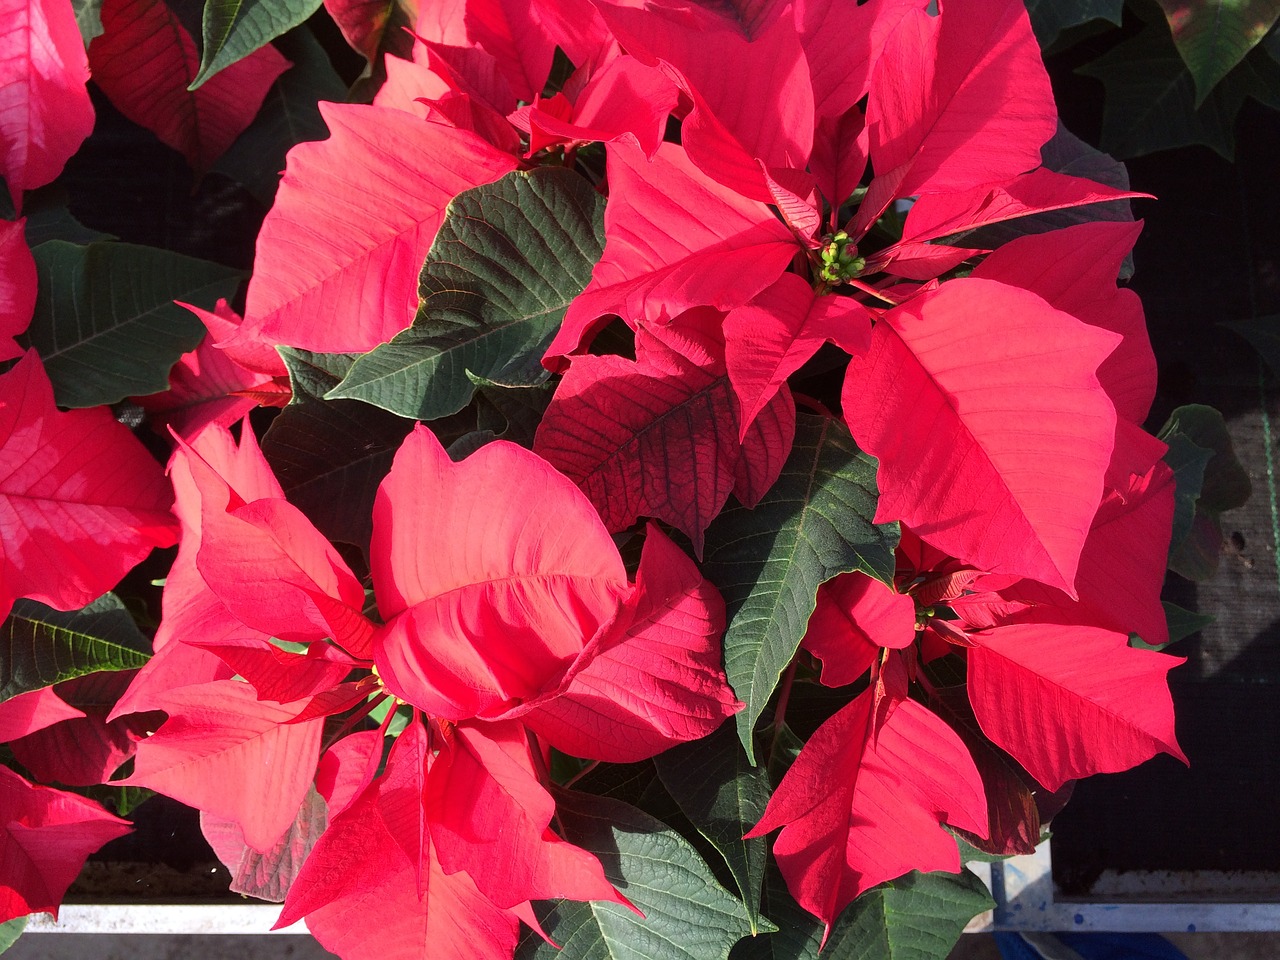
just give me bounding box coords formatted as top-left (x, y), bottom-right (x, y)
top-left (193, 0), bottom-right (322, 89)
top-left (654, 722), bottom-right (776, 935)
top-left (212, 27), bottom-right (348, 205)
top-left (71, 0), bottom-right (105, 43)
top-left (732, 868), bottom-right (992, 960)
top-left (0, 594), bottom-right (150, 702)
top-left (21, 240), bottom-right (243, 408)
top-left (1155, 0), bottom-right (1280, 104)
top-left (516, 790), bottom-right (754, 960)
top-left (701, 415), bottom-right (898, 762)
top-left (329, 168), bottom-right (605, 421)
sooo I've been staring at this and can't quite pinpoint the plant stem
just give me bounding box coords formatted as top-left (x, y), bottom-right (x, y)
top-left (767, 658), bottom-right (800, 770)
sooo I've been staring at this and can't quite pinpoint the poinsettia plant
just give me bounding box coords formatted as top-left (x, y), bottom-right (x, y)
top-left (0, 0), bottom-right (1226, 955)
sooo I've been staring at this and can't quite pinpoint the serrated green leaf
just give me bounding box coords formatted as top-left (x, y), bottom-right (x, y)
top-left (824, 869), bottom-right (993, 959)
top-left (329, 168), bottom-right (605, 420)
top-left (1155, 0), bottom-right (1280, 105)
top-left (0, 916), bottom-right (26, 955)
top-left (21, 240), bottom-right (243, 407)
top-left (1161, 601), bottom-right (1215, 643)
top-left (277, 346), bottom-right (362, 399)
top-left (732, 868), bottom-right (992, 960)
top-left (212, 26), bottom-right (348, 205)
top-left (516, 790), bottom-right (754, 960)
top-left (193, 0), bottom-right (322, 89)
top-left (1079, 20), bottom-right (1280, 158)
top-left (701, 415), bottom-right (898, 762)
top-left (0, 595), bottom-right (150, 702)
top-left (1223, 314), bottom-right (1280, 378)
top-left (1024, 0), bottom-right (1123, 49)
top-left (654, 723), bottom-right (775, 935)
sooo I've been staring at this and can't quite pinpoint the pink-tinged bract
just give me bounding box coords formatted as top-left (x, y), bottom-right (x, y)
top-left (372, 425), bottom-right (629, 718)
top-left (506, 523), bottom-right (741, 762)
top-left (842, 279), bottom-right (1120, 595)
top-left (244, 103), bottom-right (518, 353)
top-left (123, 680), bottom-right (325, 852)
top-left (803, 572), bottom-right (918, 688)
top-left (88, 0), bottom-right (289, 173)
top-left (0, 685), bottom-right (84, 742)
top-left (0, 0), bottom-right (94, 210)
top-left (966, 623), bottom-right (1187, 792)
top-left (0, 766), bottom-right (132, 923)
top-left (749, 658), bottom-right (987, 933)
top-left (853, 0), bottom-right (1056, 234)
top-left (0, 351), bottom-right (177, 621)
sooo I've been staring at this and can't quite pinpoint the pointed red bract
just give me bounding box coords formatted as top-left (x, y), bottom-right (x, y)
top-left (547, 140), bottom-right (796, 364)
top-left (966, 623), bottom-right (1186, 792)
top-left (970, 219), bottom-right (1156, 425)
top-left (842, 280), bottom-right (1119, 594)
top-left (88, 0), bottom-right (289, 173)
top-left (244, 104), bottom-right (518, 353)
top-left (124, 680), bottom-right (324, 852)
top-left (724, 274), bottom-right (872, 437)
top-left (428, 720), bottom-right (625, 908)
top-left (509, 523), bottom-right (741, 762)
top-left (8, 672), bottom-right (157, 785)
top-left (0, 351), bottom-right (176, 620)
top-left (597, 0), bottom-right (812, 200)
top-left (278, 726), bottom-right (521, 960)
top-left (749, 657), bottom-right (987, 932)
top-left (0, 766), bottom-right (132, 923)
top-left (0, 685), bottom-right (84, 741)
top-left (535, 325), bottom-right (795, 555)
top-left (852, 0), bottom-right (1056, 235)
top-left (0, 0), bottom-right (94, 210)
top-left (802, 572), bottom-right (917, 688)
top-left (0, 219), bottom-right (34, 358)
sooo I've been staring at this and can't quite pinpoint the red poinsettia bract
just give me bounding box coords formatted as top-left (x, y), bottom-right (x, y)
top-left (118, 421), bottom-right (740, 959)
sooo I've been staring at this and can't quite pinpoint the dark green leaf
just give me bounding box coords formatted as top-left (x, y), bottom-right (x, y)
top-left (330, 168), bottom-right (605, 420)
top-left (1159, 404), bottom-right (1251, 579)
top-left (277, 346), bottom-right (361, 399)
top-left (1079, 20), bottom-right (1280, 158)
top-left (193, 0), bottom-right (323, 89)
top-left (1159, 424), bottom-right (1214, 551)
top-left (1155, 0), bottom-right (1280, 104)
top-left (79, 784), bottom-right (155, 817)
top-left (212, 26), bottom-right (348, 205)
top-left (0, 916), bottom-right (26, 955)
top-left (470, 373), bottom-right (555, 448)
top-left (22, 240), bottom-right (243, 407)
top-left (0, 595), bottom-right (150, 702)
top-left (516, 791), bottom-right (754, 960)
top-left (654, 723), bottom-right (775, 935)
top-left (1024, 0), bottom-right (1122, 49)
top-left (823, 869), bottom-right (993, 959)
top-left (701, 415), bottom-right (898, 761)
top-left (21, 188), bottom-right (113, 247)
top-left (732, 868), bottom-right (992, 960)
top-left (1161, 601), bottom-right (1215, 644)
top-left (1223, 314), bottom-right (1280, 378)
top-left (261, 391), bottom-right (414, 554)
top-left (446, 429), bottom-right (498, 460)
